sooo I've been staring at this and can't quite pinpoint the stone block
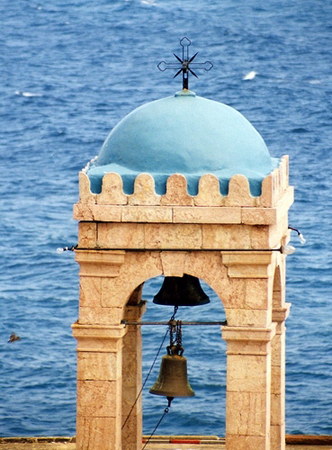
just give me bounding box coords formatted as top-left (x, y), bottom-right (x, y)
top-left (77, 380), bottom-right (120, 417)
top-left (226, 435), bottom-right (268, 450)
top-left (225, 308), bottom-right (271, 328)
top-left (271, 364), bottom-right (285, 394)
top-left (270, 423), bottom-right (286, 450)
top-left (77, 352), bottom-right (120, 381)
top-left (101, 278), bottom-right (135, 308)
top-left (226, 391), bottom-right (270, 436)
top-left (97, 223), bottom-right (145, 249)
top-left (244, 278), bottom-right (270, 310)
top-left (75, 250), bottom-right (125, 277)
top-left (194, 174), bottom-right (224, 206)
top-left (78, 223), bottom-right (97, 248)
top-left (202, 224), bottom-right (251, 249)
top-left (97, 172), bottom-right (127, 205)
top-left (227, 354), bottom-right (271, 393)
top-left (225, 339), bottom-right (271, 357)
top-left (76, 416), bottom-right (119, 450)
top-left (78, 172), bottom-right (97, 205)
top-left (92, 205), bottom-right (122, 222)
top-left (128, 173), bottom-right (161, 206)
top-left (241, 207), bottom-right (277, 225)
top-left (271, 332), bottom-right (285, 367)
top-left (160, 251), bottom-right (187, 277)
top-left (161, 174), bottom-right (194, 206)
top-left (144, 223), bottom-right (202, 249)
top-left (173, 206), bottom-right (241, 224)
top-left (80, 277), bottom-right (102, 307)
top-left (260, 172), bottom-right (274, 207)
top-left (122, 206), bottom-right (172, 223)
top-left (271, 393), bottom-right (285, 426)
top-left (249, 225), bottom-right (270, 248)
top-left (79, 306), bottom-right (124, 325)
top-left (225, 175), bottom-right (257, 207)
top-left (73, 202), bottom-right (95, 221)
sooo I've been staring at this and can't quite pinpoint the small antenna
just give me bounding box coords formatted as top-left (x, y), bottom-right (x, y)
top-left (157, 37), bottom-right (213, 90)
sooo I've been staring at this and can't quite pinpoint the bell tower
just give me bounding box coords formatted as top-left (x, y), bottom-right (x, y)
top-left (71, 40), bottom-right (294, 450)
top-left (72, 162), bottom-right (293, 450)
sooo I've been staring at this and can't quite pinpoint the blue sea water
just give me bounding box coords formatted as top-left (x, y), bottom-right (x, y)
top-left (1, 0), bottom-right (331, 438)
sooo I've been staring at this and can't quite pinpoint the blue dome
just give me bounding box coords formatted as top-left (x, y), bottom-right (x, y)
top-left (87, 90), bottom-right (278, 196)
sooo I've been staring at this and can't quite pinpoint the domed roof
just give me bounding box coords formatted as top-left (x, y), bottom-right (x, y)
top-left (87, 90), bottom-right (278, 196)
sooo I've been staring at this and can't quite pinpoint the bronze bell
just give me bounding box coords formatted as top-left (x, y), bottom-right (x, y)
top-left (149, 345), bottom-right (195, 398)
top-left (153, 274), bottom-right (210, 307)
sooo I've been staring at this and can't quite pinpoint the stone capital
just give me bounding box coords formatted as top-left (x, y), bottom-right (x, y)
top-left (72, 323), bottom-right (127, 352)
top-left (75, 250), bottom-right (125, 277)
top-left (221, 251), bottom-right (274, 278)
top-left (222, 324), bottom-right (277, 356)
top-left (272, 303), bottom-right (291, 323)
top-left (124, 301), bottom-right (147, 321)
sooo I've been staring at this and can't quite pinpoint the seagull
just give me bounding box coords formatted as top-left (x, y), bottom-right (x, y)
top-left (8, 333), bottom-right (21, 343)
top-left (243, 71), bottom-right (258, 80)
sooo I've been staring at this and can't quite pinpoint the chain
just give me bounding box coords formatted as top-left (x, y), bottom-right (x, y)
top-left (176, 320), bottom-right (182, 348)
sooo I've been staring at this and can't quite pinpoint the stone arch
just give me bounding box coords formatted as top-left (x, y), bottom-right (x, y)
top-left (106, 251), bottom-right (237, 322)
top-left (122, 270), bottom-right (228, 442)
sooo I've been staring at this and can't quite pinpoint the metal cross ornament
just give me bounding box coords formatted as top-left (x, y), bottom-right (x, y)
top-left (157, 37), bottom-right (213, 90)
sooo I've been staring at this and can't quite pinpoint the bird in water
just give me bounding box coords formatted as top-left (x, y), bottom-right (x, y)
top-left (8, 333), bottom-right (21, 343)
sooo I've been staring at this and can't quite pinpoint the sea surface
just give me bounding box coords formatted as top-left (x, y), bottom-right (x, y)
top-left (1, 0), bottom-right (331, 439)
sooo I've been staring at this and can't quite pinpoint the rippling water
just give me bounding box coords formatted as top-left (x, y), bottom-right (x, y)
top-left (1, 0), bottom-right (331, 438)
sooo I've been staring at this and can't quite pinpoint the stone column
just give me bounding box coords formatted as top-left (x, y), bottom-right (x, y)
top-left (270, 306), bottom-right (291, 450)
top-left (72, 323), bottom-right (127, 450)
top-left (122, 300), bottom-right (147, 450)
top-left (72, 249), bottom-right (127, 450)
top-left (222, 325), bottom-right (276, 450)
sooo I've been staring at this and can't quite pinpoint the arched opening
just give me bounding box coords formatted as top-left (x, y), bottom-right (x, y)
top-left (272, 264), bottom-right (283, 310)
top-left (131, 275), bottom-right (228, 438)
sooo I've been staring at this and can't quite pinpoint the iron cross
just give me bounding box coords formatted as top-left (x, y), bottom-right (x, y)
top-left (157, 37), bottom-right (213, 90)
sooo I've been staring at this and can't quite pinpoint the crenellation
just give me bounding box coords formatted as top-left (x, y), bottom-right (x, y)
top-left (74, 158), bottom-right (291, 224)
top-left (97, 173), bottom-right (127, 205)
top-left (260, 173), bottom-right (274, 207)
top-left (194, 173), bottom-right (224, 206)
top-left (225, 174), bottom-right (258, 207)
top-left (160, 173), bottom-right (194, 206)
top-left (128, 173), bottom-right (161, 206)
top-left (79, 172), bottom-right (97, 205)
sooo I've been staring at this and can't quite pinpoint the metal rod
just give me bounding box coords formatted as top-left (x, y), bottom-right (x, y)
top-left (121, 320), bottom-right (227, 326)
top-left (76, 247), bottom-right (279, 253)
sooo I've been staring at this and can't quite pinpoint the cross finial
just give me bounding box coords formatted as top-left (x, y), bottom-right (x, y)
top-left (157, 37), bottom-right (213, 90)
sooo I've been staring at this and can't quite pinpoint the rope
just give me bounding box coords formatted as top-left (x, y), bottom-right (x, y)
top-left (142, 404), bottom-right (170, 450)
top-left (122, 306), bottom-right (178, 430)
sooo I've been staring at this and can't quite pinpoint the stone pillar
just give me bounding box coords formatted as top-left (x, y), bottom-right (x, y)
top-left (270, 306), bottom-right (291, 450)
top-left (72, 323), bottom-right (127, 450)
top-left (223, 325), bottom-right (276, 450)
top-left (122, 300), bottom-right (147, 450)
top-left (72, 249), bottom-right (127, 450)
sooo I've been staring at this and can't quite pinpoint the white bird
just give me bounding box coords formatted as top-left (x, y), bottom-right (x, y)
top-left (243, 71), bottom-right (258, 81)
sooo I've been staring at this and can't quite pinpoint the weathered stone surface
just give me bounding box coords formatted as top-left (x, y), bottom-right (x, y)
top-left (97, 172), bottom-right (127, 205)
top-left (226, 391), bottom-right (270, 435)
top-left (161, 174), bottom-right (194, 206)
top-left (194, 174), bottom-right (224, 206)
top-left (128, 173), bottom-right (161, 206)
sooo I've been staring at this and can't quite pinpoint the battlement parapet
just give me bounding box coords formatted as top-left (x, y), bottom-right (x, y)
top-left (74, 155), bottom-right (293, 226)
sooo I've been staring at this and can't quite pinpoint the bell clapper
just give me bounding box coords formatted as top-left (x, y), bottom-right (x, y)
top-left (166, 396), bottom-right (174, 408)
